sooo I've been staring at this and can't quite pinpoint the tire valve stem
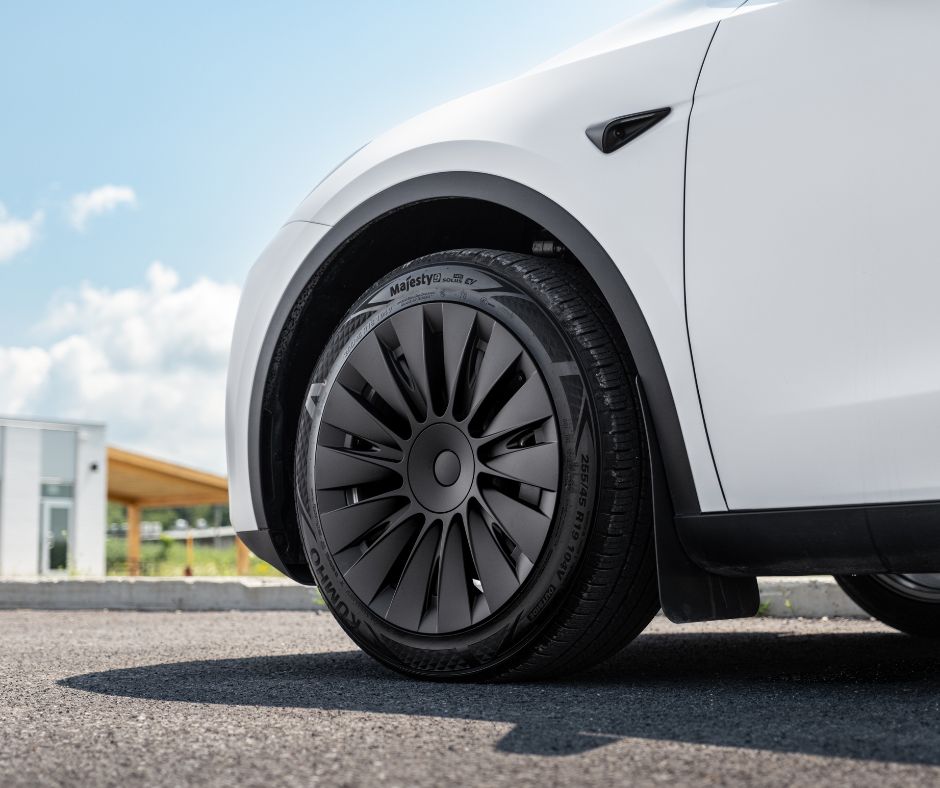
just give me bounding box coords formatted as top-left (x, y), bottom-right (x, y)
top-left (531, 239), bottom-right (566, 257)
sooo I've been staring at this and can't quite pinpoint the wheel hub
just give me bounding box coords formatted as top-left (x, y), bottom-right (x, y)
top-left (433, 451), bottom-right (461, 487)
top-left (408, 423), bottom-right (474, 512)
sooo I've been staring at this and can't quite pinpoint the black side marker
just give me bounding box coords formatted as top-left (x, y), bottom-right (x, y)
top-left (586, 107), bottom-right (672, 154)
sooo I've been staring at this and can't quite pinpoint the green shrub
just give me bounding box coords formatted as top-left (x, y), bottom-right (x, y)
top-left (105, 537), bottom-right (282, 577)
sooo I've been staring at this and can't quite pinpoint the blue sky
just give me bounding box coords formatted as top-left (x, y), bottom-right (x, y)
top-left (0, 1), bottom-right (656, 470)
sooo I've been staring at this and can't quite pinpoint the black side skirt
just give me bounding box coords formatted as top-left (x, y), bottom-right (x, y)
top-left (677, 500), bottom-right (940, 577)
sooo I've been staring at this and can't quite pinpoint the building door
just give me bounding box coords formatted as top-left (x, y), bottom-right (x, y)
top-left (40, 500), bottom-right (72, 574)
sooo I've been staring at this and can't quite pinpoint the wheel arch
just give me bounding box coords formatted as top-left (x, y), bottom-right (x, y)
top-left (248, 172), bottom-right (700, 583)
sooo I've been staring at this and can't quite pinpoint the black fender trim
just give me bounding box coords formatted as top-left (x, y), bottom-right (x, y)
top-left (236, 530), bottom-right (293, 578)
top-left (636, 378), bottom-right (758, 622)
top-left (247, 173), bottom-right (703, 574)
top-left (677, 500), bottom-right (940, 576)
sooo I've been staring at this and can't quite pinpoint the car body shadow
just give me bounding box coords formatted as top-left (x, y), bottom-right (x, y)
top-left (60, 630), bottom-right (940, 762)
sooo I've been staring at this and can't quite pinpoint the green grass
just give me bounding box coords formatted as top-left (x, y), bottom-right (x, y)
top-left (106, 536), bottom-right (283, 578)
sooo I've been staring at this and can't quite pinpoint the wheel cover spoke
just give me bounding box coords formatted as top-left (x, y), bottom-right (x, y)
top-left (313, 446), bottom-right (403, 490)
top-left (479, 487), bottom-right (551, 563)
top-left (319, 495), bottom-right (410, 553)
top-left (440, 303), bottom-right (479, 416)
top-left (321, 384), bottom-right (402, 450)
top-left (466, 504), bottom-right (520, 612)
top-left (388, 308), bottom-right (432, 418)
top-left (480, 373), bottom-right (554, 438)
top-left (480, 442), bottom-right (559, 492)
top-left (313, 301), bottom-right (560, 634)
top-left (386, 523), bottom-right (441, 630)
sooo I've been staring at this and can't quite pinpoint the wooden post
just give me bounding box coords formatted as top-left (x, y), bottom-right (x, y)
top-left (235, 536), bottom-right (250, 576)
top-left (127, 503), bottom-right (141, 577)
top-left (185, 530), bottom-right (195, 576)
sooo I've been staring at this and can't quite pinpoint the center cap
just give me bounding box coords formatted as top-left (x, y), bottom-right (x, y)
top-left (433, 450), bottom-right (461, 486)
top-left (407, 423), bottom-right (474, 513)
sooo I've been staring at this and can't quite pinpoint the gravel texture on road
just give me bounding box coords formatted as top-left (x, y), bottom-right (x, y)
top-left (2, 610), bottom-right (938, 787)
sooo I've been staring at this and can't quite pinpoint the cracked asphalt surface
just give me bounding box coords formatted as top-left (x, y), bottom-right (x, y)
top-left (2, 610), bottom-right (940, 787)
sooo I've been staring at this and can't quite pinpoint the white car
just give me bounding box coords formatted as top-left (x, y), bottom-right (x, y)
top-left (226, 0), bottom-right (940, 679)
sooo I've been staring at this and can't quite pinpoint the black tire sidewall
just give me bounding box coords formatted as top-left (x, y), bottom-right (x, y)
top-left (836, 575), bottom-right (940, 638)
top-left (295, 257), bottom-right (601, 678)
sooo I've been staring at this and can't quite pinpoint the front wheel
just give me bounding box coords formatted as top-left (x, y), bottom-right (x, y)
top-left (294, 248), bottom-right (659, 680)
top-left (835, 574), bottom-right (940, 637)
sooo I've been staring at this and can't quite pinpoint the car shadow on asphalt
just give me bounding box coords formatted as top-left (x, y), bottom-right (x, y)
top-left (60, 629), bottom-right (940, 762)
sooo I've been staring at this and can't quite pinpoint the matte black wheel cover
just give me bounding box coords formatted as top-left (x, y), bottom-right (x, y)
top-left (311, 300), bottom-right (559, 634)
top-left (295, 260), bottom-right (599, 677)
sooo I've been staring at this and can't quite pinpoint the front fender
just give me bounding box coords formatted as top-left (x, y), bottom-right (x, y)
top-left (280, 5), bottom-right (735, 514)
top-left (227, 0), bottom-right (736, 551)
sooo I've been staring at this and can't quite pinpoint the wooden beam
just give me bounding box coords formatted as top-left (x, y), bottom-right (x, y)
top-left (127, 503), bottom-right (141, 577)
top-left (236, 536), bottom-right (250, 576)
top-left (184, 531), bottom-right (195, 577)
top-left (108, 446), bottom-right (228, 490)
top-left (106, 446), bottom-right (228, 509)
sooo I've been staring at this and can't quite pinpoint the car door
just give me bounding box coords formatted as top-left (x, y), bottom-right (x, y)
top-left (685, 0), bottom-right (940, 510)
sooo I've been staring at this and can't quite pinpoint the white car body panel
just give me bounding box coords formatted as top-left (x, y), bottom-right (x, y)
top-left (687, 0), bottom-right (940, 509)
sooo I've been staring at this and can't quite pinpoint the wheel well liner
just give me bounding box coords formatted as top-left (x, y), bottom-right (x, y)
top-left (249, 173), bottom-right (700, 583)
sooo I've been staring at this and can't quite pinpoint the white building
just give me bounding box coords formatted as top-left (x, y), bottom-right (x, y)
top-left (0, 417), bottom-right (107, 576)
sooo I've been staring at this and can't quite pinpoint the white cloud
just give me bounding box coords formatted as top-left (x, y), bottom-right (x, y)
top-left (0, 262), bottom-right (240, 473)
top-left (0, 203), bottom-right (43, 263)
top-left (0, 347), bottom-right (51, 411)
top-left (68, 185), bottom-right (137, 231)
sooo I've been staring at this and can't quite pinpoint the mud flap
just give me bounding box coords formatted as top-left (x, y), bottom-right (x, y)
top-left (635, 377), bottom-right (759, 623)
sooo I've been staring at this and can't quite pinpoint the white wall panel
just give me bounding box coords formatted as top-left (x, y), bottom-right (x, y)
top-left (73, 425), bottom-right (106, 575)
top-left (0, 427), bottom-right (41, 576)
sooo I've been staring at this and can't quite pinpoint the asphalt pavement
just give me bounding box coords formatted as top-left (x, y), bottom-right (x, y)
top-left (2, 609), bottom-right (939, 787)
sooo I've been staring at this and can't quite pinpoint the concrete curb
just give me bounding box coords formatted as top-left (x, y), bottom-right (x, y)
top-left (0, 575), bottom-right (870, 617)
top-left (0, 577), bottom-right (323, 612)
top-left (757, 575), bottom-right (867, 619)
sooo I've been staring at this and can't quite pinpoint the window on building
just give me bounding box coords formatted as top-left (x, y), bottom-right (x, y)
top-left (41, 429), bottom-right (77, 483)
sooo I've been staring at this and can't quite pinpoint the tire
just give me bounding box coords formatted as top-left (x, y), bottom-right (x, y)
top-left (835, 574), bottom-right (940, 637)
top-left (294, 248), bottom-right (658, 679)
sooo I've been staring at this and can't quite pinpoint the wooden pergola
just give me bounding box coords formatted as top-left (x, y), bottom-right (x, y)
top-left (107, 446), bottom-right (243, 576)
